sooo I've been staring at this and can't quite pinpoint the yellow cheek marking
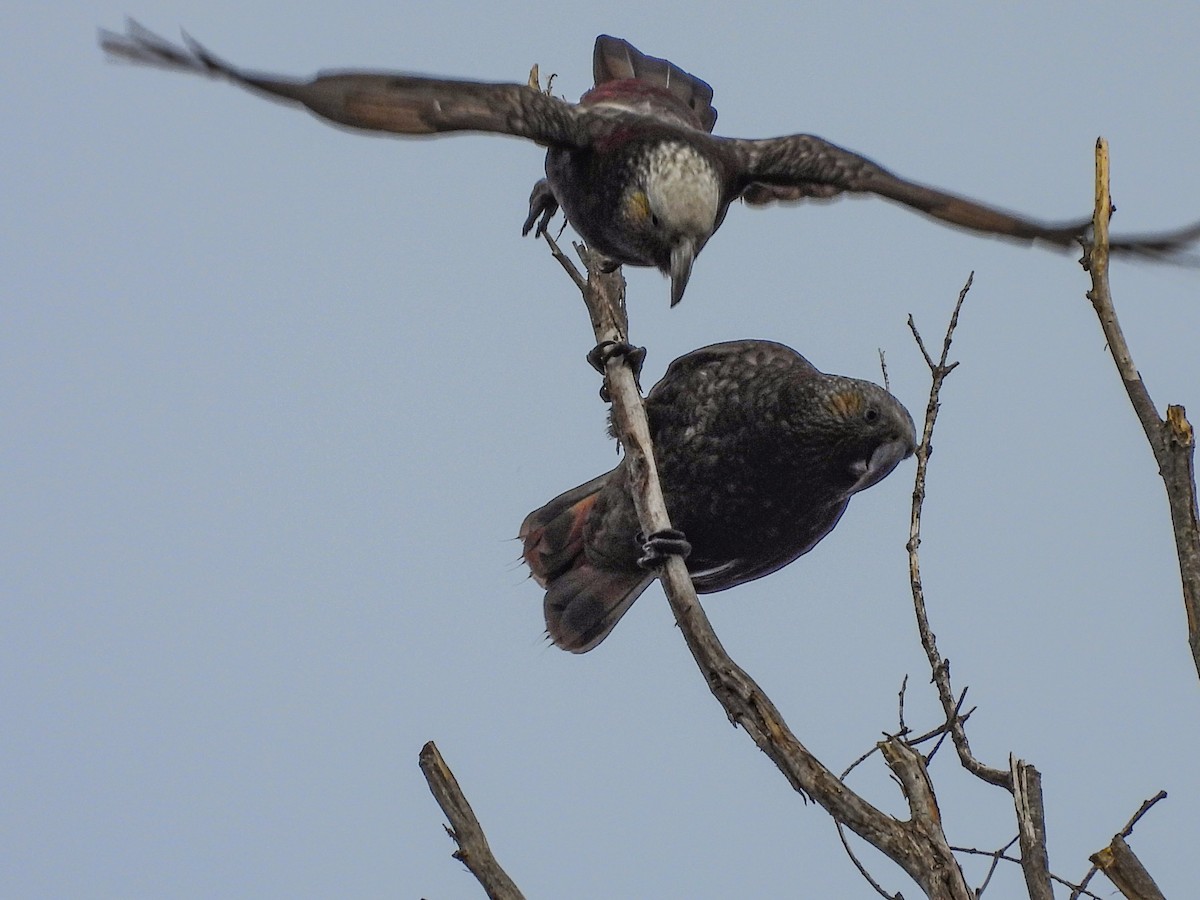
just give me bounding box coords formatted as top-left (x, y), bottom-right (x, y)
top-left (626, 190), bottom-right (650, 223)
top-left (826, 390), bottom-right (864, 418)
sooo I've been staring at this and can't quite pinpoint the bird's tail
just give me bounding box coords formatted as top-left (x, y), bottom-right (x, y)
top-left (520, 473), bottom-right (653, 653)
top-left (592, 35), bottom-right (717, 132)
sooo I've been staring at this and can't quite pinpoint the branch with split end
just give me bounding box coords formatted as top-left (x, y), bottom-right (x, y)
top-left (1084, 137), bottom-right (1200, 683)
top-left (1011, 757), bottom-right (1053, 900)
top-left (419, 741), bottom-right (526, 900)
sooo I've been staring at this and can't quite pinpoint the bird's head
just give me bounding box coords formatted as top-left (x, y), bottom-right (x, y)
top-left (623, 142), bottom-right (722, 306)
top-left (815, 379), bottom-right (917, 495)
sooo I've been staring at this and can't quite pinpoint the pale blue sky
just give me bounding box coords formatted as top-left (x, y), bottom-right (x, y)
top-left (6, 3), bottom-right (1200, 897)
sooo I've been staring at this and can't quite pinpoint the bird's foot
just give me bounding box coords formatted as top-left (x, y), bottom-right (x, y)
top-left (521, 179), bottom-right (559, 238)
top-left (637, 529), bottom-right (692, 570)
top-left (587, 341), bottom-right (646, 401)
top-left (596, 256), bottom-right (622, 273)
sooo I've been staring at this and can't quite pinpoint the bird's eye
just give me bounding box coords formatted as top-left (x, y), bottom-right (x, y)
top-left (864, 407), bottom-right (880, 424)
top-left (650, 212), bottom-right (661, 228)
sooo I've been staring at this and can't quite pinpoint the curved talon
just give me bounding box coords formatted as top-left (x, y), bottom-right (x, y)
top-left (637, 528), bottom-right (692, 569)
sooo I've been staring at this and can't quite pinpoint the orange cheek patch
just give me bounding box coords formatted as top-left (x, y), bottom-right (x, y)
top-left (826, 390), bottom-right (863, 418)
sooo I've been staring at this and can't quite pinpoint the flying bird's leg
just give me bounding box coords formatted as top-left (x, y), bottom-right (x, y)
top-left (521, 179), bottom-right (560, 237)
top-left (587, 340), bottom-right (646, 401)
top-left (637, 529), bottom-right (692, 569)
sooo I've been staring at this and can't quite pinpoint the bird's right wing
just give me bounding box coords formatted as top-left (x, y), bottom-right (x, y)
top-left (99, 20), bottom-right (596, 148)
top-left (723, 132), bottom-right (1200, 260)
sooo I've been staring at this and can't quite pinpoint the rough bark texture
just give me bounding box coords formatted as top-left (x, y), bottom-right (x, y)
top-left (418, 741), bottom-right (525, 900)
top-left (1089, 836), bottom-right (1166, 900)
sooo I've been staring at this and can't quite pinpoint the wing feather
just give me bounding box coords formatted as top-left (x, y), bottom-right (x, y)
top-left (725, 133), bottom-right (1200, 259)
top-left (100, 20), bottom-right (594, 147)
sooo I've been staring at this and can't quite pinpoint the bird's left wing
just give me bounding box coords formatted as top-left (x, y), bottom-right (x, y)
top-left (99, 20), bottom-right (595, 148)
top-left (722, 133), bottom-right (1200, 260)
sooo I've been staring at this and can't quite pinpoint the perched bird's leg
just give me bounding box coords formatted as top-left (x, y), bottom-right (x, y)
top-left (587, 340), bottom-right (646, 401)
top-left (637, 529), bottom-right (692, 569)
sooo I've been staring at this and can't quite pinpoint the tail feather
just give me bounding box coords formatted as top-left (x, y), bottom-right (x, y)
top-left (544, 565), bottom-right (654, 653)
top-left (520, 472), bottom-right (609, 585)
top-left (592, 36), bottom-right (717, 132)
top-left (521, 470), bottom-right (651, 652)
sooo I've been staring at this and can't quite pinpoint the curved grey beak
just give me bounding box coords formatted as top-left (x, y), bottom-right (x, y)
top-left (849, 437), bottom-right (914, 494)
top-left (669, 239), bottom-right (696, 308)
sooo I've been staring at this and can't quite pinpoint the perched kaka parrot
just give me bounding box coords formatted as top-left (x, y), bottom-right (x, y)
top-left (100, 23), bottom-right (1200, 307)
top-left (520, 340), bottom-right (917, 652)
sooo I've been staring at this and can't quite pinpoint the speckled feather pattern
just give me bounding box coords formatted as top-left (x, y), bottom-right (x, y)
top-left (521, 340), bottom-right (915, 650)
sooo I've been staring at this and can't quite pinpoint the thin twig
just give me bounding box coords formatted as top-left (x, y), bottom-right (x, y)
top-left (835, 820), bottom-right (904, 900)
top-left (922, 690), bottom-right (971, 765)
top-left (970, 834), bottom-right (1019, 898)
top-left (906, 273), bottom-right (1010, 789)
top-left (418, 742), bottom-right (526, 900)
top-left (1084, 137), bottom-right (1200, 682)
top-left (952, 845), bottom-right (1104, 900)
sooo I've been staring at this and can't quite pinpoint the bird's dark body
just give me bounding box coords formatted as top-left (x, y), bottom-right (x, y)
top-left (542, 133), bottom-right (730, 270)
top-left (535, 43), bottom-right (731, 279)
top-left (99, 22), bottom-right (1200, 306)
top-left (520, 340), bottom-right (917, 651)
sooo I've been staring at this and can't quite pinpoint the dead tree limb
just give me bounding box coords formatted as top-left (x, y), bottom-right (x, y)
top-left (1011, 757), bottom-right (1053, 900)
top-left (1072, 791), bottom-right (1167, 900)
top-left (1085, 137), bottom-right (1200, 682)
top-left (1089, 836), bottom-right (1167, 900)
top-left (418, 741), bottom-right (526, 900)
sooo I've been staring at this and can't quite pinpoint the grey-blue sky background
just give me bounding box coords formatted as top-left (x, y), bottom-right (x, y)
top-left (6, 3), bottom-right (1200, 896)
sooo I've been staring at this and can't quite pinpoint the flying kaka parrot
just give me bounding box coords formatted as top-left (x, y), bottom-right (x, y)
top-left (520, 340), bottom-right (917, 652)
top-left (100, 22), bottom-right (1200, 307)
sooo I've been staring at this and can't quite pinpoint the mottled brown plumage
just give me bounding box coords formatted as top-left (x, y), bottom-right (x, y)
top-left (100, 23), bottom-right (1200, 306)
top-left (520, 340), bottom-right (916, 652)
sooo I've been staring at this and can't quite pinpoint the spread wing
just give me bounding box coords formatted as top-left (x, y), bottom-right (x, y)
top-left (99, 20), bottom-right (595, 148)
top-left (723, 133), bottom-right (1200, 259)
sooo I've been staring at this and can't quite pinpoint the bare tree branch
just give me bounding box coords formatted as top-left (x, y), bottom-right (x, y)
top-left (1011, 757), bottom-right (1053, 900)
top-left (906, 275), bottom-right (1011, 789)
top-left (1088, 836), bottom-right (1167, 900)
top-left (952, 845), bottom-right (1105, 900)
top-left (1072, 791), bottom-right (1168, 900)
top-left (1084, 137), bottom-right (1200, 682)
top-left (543, 236), bottom-right (980, 899)
top-left (418, 741), bottom-right (526, 900)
